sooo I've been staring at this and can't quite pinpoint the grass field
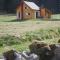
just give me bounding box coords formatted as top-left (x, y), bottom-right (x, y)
top-left (51, 14), bottom-right (60, 19)
top-left (0, 15), bottom-right (60, 56)
top-left (0, 18), bottom-right (60, 37)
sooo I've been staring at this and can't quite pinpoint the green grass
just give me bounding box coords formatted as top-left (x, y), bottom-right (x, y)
top-left (0, 27), bottom-right (60, 55)
top-left (0, 15), bottom-right (42, 22)
top-left (0, 15), bottom-right (60, 56)
top-left (0, 41), bottom-right (31, 55)
top-left (0, 14), bottom-right (60, 22)
top-left (0, 21), bottom-right (60, 37)
top-left (51, 14), bottom-right (60, 20)
top-left (0, 15), bottom-right (16, 22)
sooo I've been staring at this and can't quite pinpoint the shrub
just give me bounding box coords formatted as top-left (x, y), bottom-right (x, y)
top-left (20, 28), bottom-right (60, 42)
top-left (0, 27), bottom-right (60, 47)
top-left (0, 35), bottom-right (21, 46)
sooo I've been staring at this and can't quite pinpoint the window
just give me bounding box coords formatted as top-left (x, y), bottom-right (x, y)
top-left (25, 6), bottom-right (28, 9)
top-left (25, 7), bottom-right (27, 9)
top-left (25, 13), bottom-right (30, 15)
top-left (28, 13), bottom-right (30, 15)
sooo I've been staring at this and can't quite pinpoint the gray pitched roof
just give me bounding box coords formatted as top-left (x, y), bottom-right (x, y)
top-left (24, 1), bottom-right (40, 10)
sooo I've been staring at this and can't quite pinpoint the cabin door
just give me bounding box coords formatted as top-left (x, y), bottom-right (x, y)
top-left (18, 12), bottom-right (20, 19)
top-left (17, 12), bottom-right (21, 19)
top-left (18, 12), bottom-right (22, 19)
top-left (36, 11), bottom-right (40, 18)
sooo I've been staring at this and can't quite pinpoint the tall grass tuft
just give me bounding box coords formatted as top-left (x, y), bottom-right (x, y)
top-left (0, 35), bottom-right (21, 46)
top-left (0, 27), bottom-right (60, 46)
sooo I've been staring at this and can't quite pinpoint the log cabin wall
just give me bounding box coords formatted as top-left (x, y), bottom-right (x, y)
top-left (40, 8), bottom-right (52, 18)
top-left (17, 1), bottom-right (39, 20)
top-left (40, 8), bottom-right (46, 18)
top-left (23, 3), bottom-right (36, 19)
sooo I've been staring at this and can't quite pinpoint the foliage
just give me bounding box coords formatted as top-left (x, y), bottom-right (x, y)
top-left (0, 35), bottom-right (21, 46)
top-left (22, 28), bottom-right (60, 41)
top-left (0, 27), bottom-right (60, 54)
top-left (0, 27), bottom-right (60, 47)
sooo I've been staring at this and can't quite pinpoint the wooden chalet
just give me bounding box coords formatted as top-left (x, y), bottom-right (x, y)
top-left (16, 0), bottom-right (52, 20)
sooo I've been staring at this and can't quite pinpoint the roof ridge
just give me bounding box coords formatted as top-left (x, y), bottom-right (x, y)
top-left (24, 1), bottom-right (40, 10)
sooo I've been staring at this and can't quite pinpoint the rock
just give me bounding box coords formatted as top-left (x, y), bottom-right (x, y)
top-left (3, 50), bottom-right (16, 60)
top-left (0, 59), bottom-right (5, 60)
top-left (29, 41), bottom-right (54, 60)
top-left (52, 44), bottom-right (60, 60)
top-left (3, 49), bottom-right (39, 60)
top-left (58, 39), bottom-right (60, 43)
top-left (22, 51), bottom-right (39, 60)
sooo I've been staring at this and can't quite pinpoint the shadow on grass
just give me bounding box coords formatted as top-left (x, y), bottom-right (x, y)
top-left (5, 19), bottom-right (29, 22)
top-left (39, 18), bottom-right (60, 21)
top-left (4, 19), bottom-right (60, 22)
top-left (50, 19), bottom-right (60, 21)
